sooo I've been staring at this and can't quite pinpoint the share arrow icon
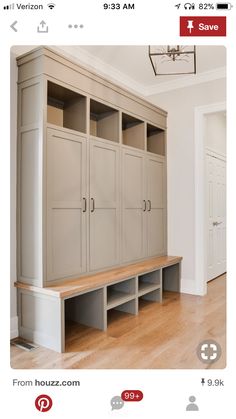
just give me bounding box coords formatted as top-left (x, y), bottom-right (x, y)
top-left (37, 20), bottom-right (49, 33)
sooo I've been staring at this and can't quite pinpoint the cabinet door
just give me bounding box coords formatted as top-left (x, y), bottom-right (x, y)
top-left (89, 139), bottom-right (120, 271)
top-left (46, 128), bottom-right (87, 281)
top-left (122, 148), bottom-right (146, 263)
top-left (146, 155), bottom-right (166, 257)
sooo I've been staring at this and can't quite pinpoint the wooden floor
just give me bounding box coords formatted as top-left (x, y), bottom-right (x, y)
top-left (11, 275), bottom-right (226, 369)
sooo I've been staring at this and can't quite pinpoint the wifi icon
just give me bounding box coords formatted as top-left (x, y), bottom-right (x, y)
top-left (47, 3), bottom-right (55, 9)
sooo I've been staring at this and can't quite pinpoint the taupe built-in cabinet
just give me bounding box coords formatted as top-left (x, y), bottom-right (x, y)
top-left (17, 47), bottom-right (167, 288)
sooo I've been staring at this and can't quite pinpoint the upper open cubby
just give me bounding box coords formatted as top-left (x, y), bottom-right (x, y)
top-left (147, 123), bottom-right (165, 156)
top-left (90, 99), bottom-right (119, 143)
top-left (122, 113), bottom-right (145, 150)
top-left (47, 81), bottom-right (86, 133)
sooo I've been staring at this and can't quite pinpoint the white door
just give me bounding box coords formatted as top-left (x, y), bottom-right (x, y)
top-left (206, 152), bottom-right (226, 281)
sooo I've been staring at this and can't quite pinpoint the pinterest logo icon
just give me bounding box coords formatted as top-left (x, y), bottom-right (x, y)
top-left (35, 395), bottom-right (53, 412)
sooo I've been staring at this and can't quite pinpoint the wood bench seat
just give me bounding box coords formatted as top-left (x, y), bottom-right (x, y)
top-left (15, 255), bottom-right (182, 299)
top-left (15, 255), bottom-right (182, 353)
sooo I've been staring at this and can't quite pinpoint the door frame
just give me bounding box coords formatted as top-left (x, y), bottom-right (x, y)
top-left (194, 101), bottom-right (226, 295)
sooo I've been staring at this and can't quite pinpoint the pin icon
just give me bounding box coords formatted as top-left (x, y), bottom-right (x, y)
top-left (187, 20), bottom-right (194, 33)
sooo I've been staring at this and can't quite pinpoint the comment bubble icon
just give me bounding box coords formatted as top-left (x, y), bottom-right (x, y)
top-left (110, 395), bottom-right (124, 410)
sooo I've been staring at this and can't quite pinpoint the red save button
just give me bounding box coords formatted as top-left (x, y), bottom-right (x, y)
top-left (180, 16), bottom-right (226, 36)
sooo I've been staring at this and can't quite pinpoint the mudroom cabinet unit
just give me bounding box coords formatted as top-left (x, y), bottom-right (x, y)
top-left (17, 47), bottom-right (167, 288)
top-left (14, 47), bottom-right (185, 353)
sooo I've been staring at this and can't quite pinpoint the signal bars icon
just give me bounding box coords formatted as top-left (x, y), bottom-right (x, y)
top-left (3, 3), bottom-right (14, 9)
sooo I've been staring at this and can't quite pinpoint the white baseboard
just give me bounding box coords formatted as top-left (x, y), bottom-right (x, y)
top-left (181, 278), bottom-right (206, 296)
top-left (11, 316), bottom-right (19, 339)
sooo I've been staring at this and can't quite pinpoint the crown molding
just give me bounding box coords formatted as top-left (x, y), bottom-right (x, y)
top-left (55, 46), bottom-right (226, 97)
top-left (54, 46), bottom-right (147, 97)
top-left (145, 66), bottom-right (226, 96)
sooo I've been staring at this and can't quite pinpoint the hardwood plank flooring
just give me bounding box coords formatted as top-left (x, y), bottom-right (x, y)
top-left (11, 275), bottom-right (226, 369)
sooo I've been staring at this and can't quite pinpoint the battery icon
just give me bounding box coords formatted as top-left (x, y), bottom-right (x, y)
top-left (216, 3), bottom-right (233, 9)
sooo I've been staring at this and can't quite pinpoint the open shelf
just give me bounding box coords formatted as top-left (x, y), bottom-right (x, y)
top-left (122, 113), bottom-right (145, 150)
top-left (138, 269), bottom-right (161, 298)
top-left (138, 287), bottom-right (161, 303)
top-left (139, 269), bottom-right (160, 287)
top-left (106, 277), bottom-right (136, 310)
top-left (138, 282), bottom-right (160, 297)
top-left (147, 123), bottom-right (165, 156)
top-left (90, 99), bottom-right (119, 142)
top-left (107, 299), bottom-right (137, 323)
top-left (47, 81), bottom-right (86, 133)
top-left (107, 291), bottom-right (135, 310)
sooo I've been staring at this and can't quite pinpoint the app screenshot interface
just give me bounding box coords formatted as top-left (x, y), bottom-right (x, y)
top-left (0, 1), bottom-right (235, 417)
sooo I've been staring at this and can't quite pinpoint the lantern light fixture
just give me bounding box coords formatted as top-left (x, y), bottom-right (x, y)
top-left (148, 45), bottom-right (196, 76)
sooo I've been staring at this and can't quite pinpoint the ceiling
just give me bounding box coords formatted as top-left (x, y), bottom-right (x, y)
top-left (79, 45), bottom-right (225, 84)
top-left (56, 45), bottom-right (226, 96)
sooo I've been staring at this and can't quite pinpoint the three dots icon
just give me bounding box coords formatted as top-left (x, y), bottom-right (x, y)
top-left (68, 24), bottom-right (84, 29)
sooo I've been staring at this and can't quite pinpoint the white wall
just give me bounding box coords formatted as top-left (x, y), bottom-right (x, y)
top-left (205, 112), bottom-right (226, 155)
top-left (148, 78), bottom-right (226, 293)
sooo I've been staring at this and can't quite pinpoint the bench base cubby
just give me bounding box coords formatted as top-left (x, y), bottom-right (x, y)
top-left (138, 269), bottom-right (162, 301)
top-left (106, 277), bottom-right (136, 310)
top-left (65, 288), bottom-right (106, 331)
top-left (163, 263), bottom-right (180, 292)
top-left (15, 256), bottom-right (182, 353)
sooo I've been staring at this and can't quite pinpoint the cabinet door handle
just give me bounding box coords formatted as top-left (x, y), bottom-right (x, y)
top-left (213, 221), bottom-right (222, 226)
top-left (148, 200), bottom-right (151, 211)
top-left (82, 197), bottom-right (87, 212)
top-left (91, 198), bottom-right (95, 212)
top-left (143, 200), bottom-right (146, 211)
